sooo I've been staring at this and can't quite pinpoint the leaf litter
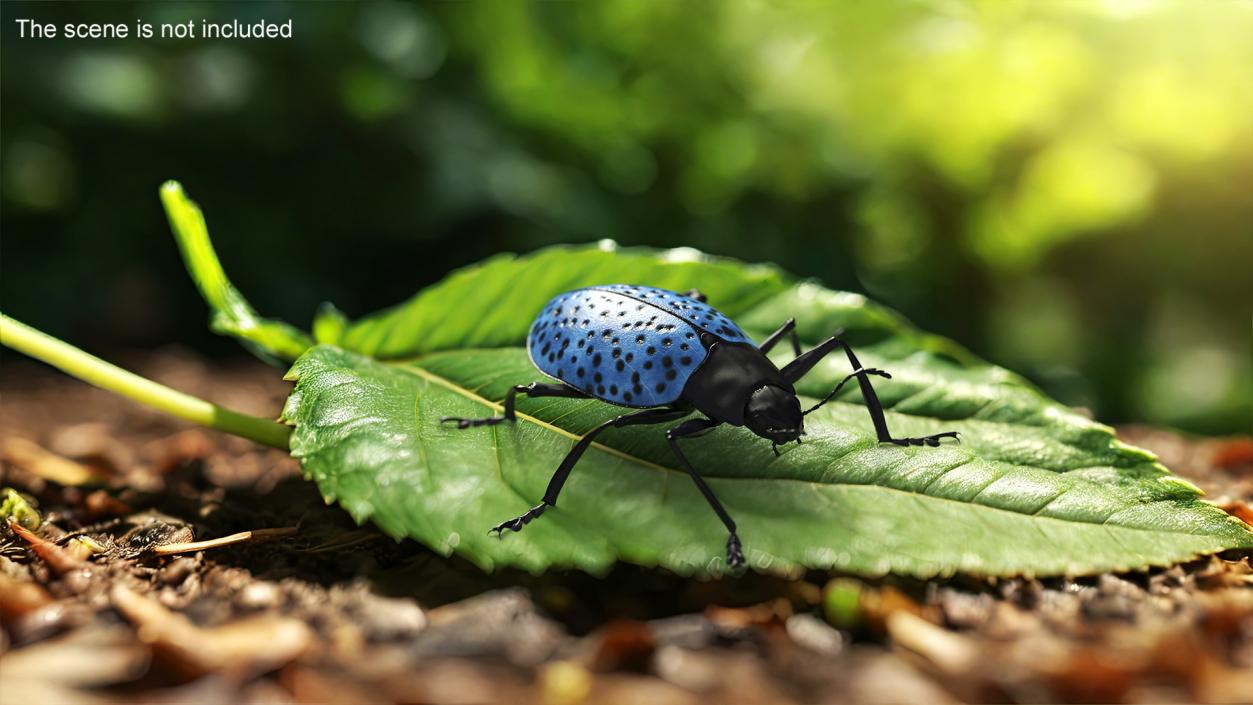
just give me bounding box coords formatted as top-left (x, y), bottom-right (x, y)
top-left (1, 353), bottom-right (1251, 704)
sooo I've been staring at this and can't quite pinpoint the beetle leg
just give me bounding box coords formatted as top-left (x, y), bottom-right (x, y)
top-left (791, 338), bottom-right (960, 447)
top-left (681, 288), bottom-right (708, 303)
top-left (441, 382), bottom-right (586, 428)
top-left (780, 328), bottom-right (846, 383)
top-left (838, 343), bottom-right (961, 446)
top-left (488, 406), bottom-right (691, 536)
top-left (665, 417), bottom-right (745, 569)
top-left (782, 332), bottom-right (959, 446)
top-left (758, 317), bottom-right (802, 358)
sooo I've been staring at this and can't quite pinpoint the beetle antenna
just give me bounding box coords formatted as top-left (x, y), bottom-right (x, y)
top-left (803, 377), bottom-right (857, 416)
top-left (804, 368), bottom-right (891, 416)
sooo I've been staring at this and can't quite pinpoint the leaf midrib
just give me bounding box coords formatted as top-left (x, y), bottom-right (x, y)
top-left (386, 358), bottom-right (674, 475)
top-left (382, 357), bottom-right (1244, 543)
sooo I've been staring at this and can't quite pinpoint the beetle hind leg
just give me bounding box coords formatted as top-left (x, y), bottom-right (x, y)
top-left (888, 431), bottom-right (961, 447)
top-left (441, 382), bottom-right (586, 429)
top-left (489, 502), bottom-right (547, 535)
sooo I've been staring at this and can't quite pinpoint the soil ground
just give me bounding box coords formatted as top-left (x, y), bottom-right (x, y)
top-left (1, 351), bottom-right (1251, 704)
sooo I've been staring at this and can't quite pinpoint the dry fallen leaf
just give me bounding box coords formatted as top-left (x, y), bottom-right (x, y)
top-left (1212, 438), bottom-right (1253, 472)
top-left (109, 584), bottom-right (312, 680)
top-left (0, 625), bottom-right (149, 687)
top-left (2, 438), bottom-right (102, 486)
top-left (1218, 499), bottom-right (1253, 526)
top-left (7, 517), bottom-right (90, 577)
top-left (886, 610), bottom-right (980, 676)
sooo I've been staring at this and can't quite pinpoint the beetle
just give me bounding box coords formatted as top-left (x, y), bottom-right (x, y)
top-left (442, 285), bottom-right (958, 567)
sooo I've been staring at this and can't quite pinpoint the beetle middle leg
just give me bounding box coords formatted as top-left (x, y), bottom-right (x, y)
top-left (665, 417), bottom-right (745, 568)
top-left (488, 406), bottom-right (692, 536)
top-left (782, 331), bottom-right (959, 447)
top-left (441, 382), bottom-right (586, 428)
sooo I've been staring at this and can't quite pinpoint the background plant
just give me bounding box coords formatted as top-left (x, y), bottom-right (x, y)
top-left (2, 0), bottom-right (1250, 432)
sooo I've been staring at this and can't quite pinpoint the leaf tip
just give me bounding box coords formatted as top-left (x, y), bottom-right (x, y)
top-left (1159, 475), bottom-right (1204, 497)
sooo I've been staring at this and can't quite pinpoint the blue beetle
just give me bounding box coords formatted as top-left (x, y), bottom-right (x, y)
top-left (443, 285), bottom-right (958, 567)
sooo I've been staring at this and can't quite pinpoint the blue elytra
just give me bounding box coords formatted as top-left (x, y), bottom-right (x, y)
top-left (527, 285), bottom-right (752, 408)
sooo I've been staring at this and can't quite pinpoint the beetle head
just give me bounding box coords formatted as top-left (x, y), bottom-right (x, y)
top-left (744, 384), bottom-right (804, 444)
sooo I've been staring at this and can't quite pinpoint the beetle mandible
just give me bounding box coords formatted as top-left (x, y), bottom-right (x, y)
top-left (442, 285), bottom-right (958, 567)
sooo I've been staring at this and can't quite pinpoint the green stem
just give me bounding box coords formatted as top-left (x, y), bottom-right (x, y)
top-left (1, 313), bottom-right (291, 450)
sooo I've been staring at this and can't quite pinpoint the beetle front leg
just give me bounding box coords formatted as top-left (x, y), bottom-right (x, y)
top-left (837, 344), bottom-right (959, 447)
top-left (441, 382), bottom-right (586, 429)
top-left (784, 332), bottom-right (959, 447)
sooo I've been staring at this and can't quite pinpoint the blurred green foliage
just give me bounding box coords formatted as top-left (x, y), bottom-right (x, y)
top-left (2, 0), bottom-right (1250, 433)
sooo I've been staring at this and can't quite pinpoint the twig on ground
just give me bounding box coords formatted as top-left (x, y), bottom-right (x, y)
top-left (150, 527), bottom-right (298, 556)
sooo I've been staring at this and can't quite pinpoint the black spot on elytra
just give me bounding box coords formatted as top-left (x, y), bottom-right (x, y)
top-left (623, 392), bottom-right (633, 402)
top-left (680, 356), bottom-right (692, 365)
top-left (594, 372), bottom-right (603, 383)
top-left (646, 346), bottom-right (656, 355)
top-left (592, 354), bottom-right (602, 366)
top-left (665, 369), bottom-right (677, 380)
top-left (577, 368), bottom-right (585, 377)
top-left (625, 353), bottom-right (634, 362)
top-left (615, 360), bottom-right (625, 372)
top-left (662, 356), bottom-right (673, 368)
top-left (655, 383), bottom-right (667, 393)
top-left (597, 385), bottom-right (606, 394)
top-left (610, 385), bottom-right (618, 395)
top-left (643, 361), bottom-right (653, 370)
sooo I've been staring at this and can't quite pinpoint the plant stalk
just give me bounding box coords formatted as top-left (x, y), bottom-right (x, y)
top-left (1, 313), bottom-right (291, 449)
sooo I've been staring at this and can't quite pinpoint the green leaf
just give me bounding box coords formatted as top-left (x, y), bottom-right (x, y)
top-left (272, 245), bottom-right (1253, 578)
top-left (160, 181), bottom-right (313, 363)
top-left (156, 184), bottom-right (1248, 576)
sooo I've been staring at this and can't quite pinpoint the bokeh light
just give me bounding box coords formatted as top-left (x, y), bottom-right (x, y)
top-left (2, 0), bottom-right (1249, 432)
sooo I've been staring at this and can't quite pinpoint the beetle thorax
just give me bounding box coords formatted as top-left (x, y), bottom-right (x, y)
top-left (744, 384), bottom-right (803, 443)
